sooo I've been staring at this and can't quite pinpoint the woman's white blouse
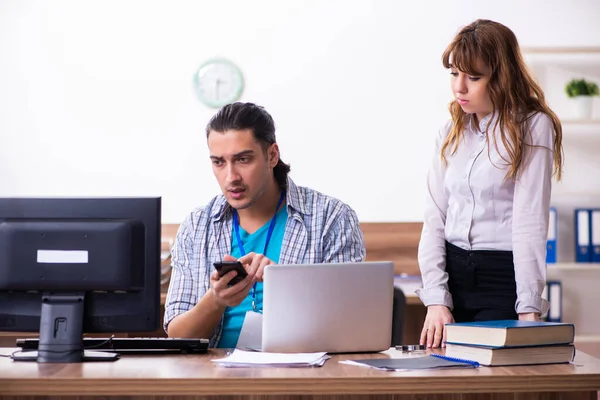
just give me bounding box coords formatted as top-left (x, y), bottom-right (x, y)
top-left (416, 112), bottom-right (554, 315)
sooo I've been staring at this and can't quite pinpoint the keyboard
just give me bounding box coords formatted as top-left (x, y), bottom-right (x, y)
top-left (16, 337), bottom-right (209, 354)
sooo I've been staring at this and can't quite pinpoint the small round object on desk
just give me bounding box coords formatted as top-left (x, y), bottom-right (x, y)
top-left (396, 344), bottom-right (427, 352)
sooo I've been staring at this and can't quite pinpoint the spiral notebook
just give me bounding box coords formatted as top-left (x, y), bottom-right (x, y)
top-left (341, 354), bottom-right (480, 371)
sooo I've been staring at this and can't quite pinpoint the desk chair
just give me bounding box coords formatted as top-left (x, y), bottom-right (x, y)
top-left (391, 287), bottom-right (406, 345)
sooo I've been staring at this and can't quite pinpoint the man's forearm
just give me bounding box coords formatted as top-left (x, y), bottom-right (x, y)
top-left (167, 290), bottom-right (226, 339)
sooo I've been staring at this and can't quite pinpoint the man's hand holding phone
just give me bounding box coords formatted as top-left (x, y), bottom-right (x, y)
top-left (210, 253), bottom-right (276, 308)
top-left (214, 260), bottom-right (249, 286)
top-left (210, 255), bottom-right (255, 308)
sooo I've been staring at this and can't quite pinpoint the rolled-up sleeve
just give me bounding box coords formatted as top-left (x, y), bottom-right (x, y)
top-left (323, 205), bottom-right (366, 263)
top-left (163, 212), bottom-right (198, 333)
top-left (512, 114), bottom-right (554, 315)
top-left (416, 124), bottom-right (453, 309)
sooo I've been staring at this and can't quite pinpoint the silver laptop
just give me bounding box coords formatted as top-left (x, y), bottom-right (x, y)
top-left (261, 261), bottom-right (394, 353)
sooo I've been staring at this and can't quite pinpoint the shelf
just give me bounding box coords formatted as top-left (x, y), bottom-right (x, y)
top-left (522, 47), bottom-right (600, 54)
top-left (561, 120), bottom-right (600, 133)
top-left (574, 334), bottom-right (600, 343)
top-left (562, 119), bottom-right (600, 125)
top-left (548, 262), bottom-right (600, 271)
top-left (523, 48), bottom-right (600, 83)
top-left (551, 190), bottom-right (600, 197)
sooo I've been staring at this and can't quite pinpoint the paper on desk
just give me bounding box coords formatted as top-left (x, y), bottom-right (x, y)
top-left (236, 311), bottom-right (263, 351)
top-left (212, 349), bottom-right (330, 368)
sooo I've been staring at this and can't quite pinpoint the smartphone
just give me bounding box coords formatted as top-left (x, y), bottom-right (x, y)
top-left (213, 261), bottom-right (248, 286)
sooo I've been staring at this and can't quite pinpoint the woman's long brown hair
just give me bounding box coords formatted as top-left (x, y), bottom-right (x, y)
top-left (440, 19), bottom-right (563, 181)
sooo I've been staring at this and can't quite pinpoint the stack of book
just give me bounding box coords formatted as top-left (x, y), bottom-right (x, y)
top-left (444, 320), bottom-right (575, 367)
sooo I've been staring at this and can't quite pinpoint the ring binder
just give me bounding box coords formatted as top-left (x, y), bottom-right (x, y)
top-left (546, 207), bottom-right (557, 263)
top-left (430, 353), bottom-right (480, 367)
top-left (575, 209), bottom-right (592, 262)
top-left (546, 280), bottom-right (563, 322)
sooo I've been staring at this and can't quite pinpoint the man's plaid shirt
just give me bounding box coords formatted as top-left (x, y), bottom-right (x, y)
top-left (164, 177), bottom-right (366, 346)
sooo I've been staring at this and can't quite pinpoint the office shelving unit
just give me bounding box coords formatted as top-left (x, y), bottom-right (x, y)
top-left (523, 47), bottom-right (600, 120)
top-left (548, 262), bottom-right (600, 271)
top-left (523, 47), bottom-right (600, 339)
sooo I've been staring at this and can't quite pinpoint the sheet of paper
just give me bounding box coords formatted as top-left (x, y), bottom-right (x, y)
top-left (212, 349), bottom-right (329, 368)
top-left (236, 311), bottom-right (263, 351)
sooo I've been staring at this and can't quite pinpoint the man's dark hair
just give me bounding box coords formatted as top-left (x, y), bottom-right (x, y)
top-left (206, 102), bottom-right (291, 188)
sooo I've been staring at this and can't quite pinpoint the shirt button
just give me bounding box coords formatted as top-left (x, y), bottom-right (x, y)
top-left (462, 174), bottom-right (467, 179)
top-left (464, 223), bottom-right (469, 228)
top-left (470, 153), bottom-right (476, 159)
top-left (466, 199), bottom-right (471, 204)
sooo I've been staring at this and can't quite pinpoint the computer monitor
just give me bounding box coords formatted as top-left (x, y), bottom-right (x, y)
top-left (0, 197), bottom-right (161, 363)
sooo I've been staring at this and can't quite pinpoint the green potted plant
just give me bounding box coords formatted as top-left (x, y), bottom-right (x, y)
top-left (565, 78), bottom-right (599, 120)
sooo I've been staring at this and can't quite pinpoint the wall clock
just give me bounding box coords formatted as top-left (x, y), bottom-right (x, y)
top-left (193, 58), bottom-right (244, 108)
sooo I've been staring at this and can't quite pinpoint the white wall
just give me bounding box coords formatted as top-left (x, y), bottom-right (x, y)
top-left (1, 0), bottom-right (600, 223)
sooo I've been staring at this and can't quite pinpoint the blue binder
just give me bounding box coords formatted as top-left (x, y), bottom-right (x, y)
top-left (574, 209), bottom-right (592, 263)
top-left (546, 207), bottom-right (557, 263)
top-left (546, 280), bottom-right (562, 322)
top-left (591, 209), bottom-right (600, 263)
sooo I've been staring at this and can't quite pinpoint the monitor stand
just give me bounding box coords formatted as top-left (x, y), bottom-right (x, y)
top-left (12, 350), bottom-right (119, 362)
top-left (17, 292), bottom-right (121, 363)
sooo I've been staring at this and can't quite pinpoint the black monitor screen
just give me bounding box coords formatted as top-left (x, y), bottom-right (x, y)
top-left (0, 197), bottom-right (161, 363)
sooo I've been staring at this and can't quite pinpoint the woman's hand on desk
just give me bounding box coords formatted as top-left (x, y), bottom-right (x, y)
top-left (420, 305), bottom-right (454, 348)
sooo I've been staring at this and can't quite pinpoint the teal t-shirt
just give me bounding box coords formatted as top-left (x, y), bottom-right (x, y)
top-left (217, 206), bottom-right (288, 348)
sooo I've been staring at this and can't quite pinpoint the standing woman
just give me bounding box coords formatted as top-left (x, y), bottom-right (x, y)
top-left (416, 19), bottom-right (563, 348)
